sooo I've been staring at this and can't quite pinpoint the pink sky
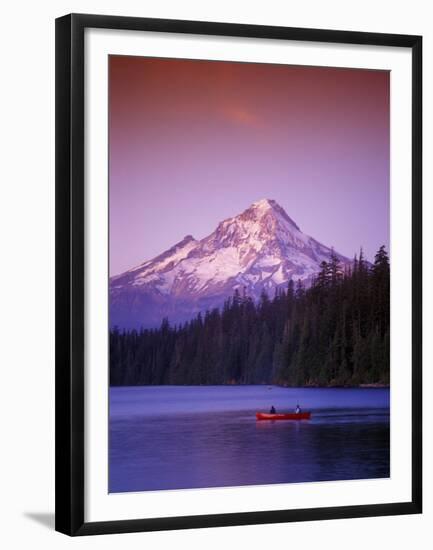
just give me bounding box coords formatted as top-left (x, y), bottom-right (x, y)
top-left (109, 56), bottom-right (389, 276)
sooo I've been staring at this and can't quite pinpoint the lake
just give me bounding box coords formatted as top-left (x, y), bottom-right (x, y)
top-left (109, 385), bottom-right (390, 493)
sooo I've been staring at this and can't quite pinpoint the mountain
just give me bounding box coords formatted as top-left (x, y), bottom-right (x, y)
top-left (110, 199), bottom-right (351, 329)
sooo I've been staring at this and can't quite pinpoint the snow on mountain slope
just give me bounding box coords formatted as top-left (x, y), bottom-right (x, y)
top-left (110, 199), bottom-right (351, 329)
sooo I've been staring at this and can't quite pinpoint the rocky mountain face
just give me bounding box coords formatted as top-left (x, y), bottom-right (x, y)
top-left (110, 199), bottom-right (350, 329)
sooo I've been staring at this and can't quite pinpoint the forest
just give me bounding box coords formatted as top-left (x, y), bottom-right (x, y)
top-left (110, 246), bottom-right (390, 387)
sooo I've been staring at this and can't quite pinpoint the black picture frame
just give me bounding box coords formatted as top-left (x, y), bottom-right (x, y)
top-left (55, 13), bottom-right (422, 536)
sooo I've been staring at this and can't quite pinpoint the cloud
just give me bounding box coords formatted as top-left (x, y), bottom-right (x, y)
top-left (221, 105), bottom-right (261, 128)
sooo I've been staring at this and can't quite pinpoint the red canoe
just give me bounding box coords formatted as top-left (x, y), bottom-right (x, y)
top-left (256, 412), bottom-right (311, 421)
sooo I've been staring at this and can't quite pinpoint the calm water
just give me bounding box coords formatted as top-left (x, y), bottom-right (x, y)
top-left (109, 386), bottom-right (390, 493)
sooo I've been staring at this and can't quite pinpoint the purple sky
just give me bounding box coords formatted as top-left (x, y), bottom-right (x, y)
top-left (109, 56), bottom-right (389, 276)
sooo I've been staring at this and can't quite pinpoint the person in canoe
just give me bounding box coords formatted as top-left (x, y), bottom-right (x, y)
top-left (270, 406), bottom-right (276, 414)
top-left (295, 404), bottom-right (302, 414)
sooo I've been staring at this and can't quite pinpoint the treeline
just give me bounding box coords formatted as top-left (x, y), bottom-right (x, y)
top-left (110, 246), bottom-right (390, 387)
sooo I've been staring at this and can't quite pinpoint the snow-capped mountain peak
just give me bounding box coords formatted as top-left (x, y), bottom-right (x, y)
top-left (247, 198), bottom-right (300, 229)
top-left (110, 199), bottom-right (350, 328)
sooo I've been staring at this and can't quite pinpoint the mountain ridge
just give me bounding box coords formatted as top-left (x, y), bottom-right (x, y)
top-left (110, 199), bottom-right (351, 329)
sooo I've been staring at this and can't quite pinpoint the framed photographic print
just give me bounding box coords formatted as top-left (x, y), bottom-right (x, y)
top-left (55, 13), bottom-right (422, 536)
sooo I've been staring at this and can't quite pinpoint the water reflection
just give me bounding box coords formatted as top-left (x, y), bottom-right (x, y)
top-left (109, 386), bottom-right (390, 493)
